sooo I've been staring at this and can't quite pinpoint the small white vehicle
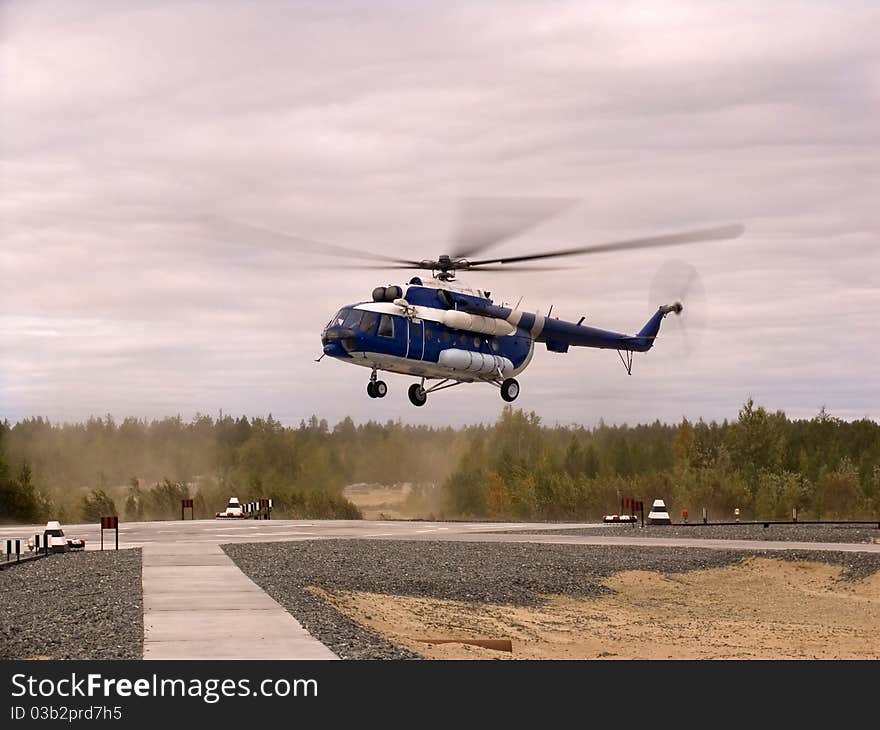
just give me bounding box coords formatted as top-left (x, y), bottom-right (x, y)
top-left (215, 497), bottom-right (244, 519)
top-left (28, 521), bottom-right (86, 553)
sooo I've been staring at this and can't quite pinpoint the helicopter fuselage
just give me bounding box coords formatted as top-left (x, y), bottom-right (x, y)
top-left (320, 279), bottom-right (677, 404)
top-left (321, 283), bottom-right (532, 382)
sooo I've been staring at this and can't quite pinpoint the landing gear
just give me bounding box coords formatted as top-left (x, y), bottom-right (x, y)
top-left (500, 378), bottom-right (520, 402)
top-left (408, 383), bottom-right (427, 407)
top-left (367, 373), bottom-right (387, 398)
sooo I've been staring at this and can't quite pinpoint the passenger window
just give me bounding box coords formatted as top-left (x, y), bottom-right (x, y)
top-left (359, 312), bottom-right (379, 334)
top-left (378, 314), bottom-right (394, 337)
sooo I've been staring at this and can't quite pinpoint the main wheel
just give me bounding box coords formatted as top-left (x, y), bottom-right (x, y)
top-left (367, 382), bottom-right (377, 398)
top-left (500, 378), bottom-right (520, 402)
top-left (408, 383), bottom-right (427, 407)
top-left (374, 380), bottom-right (388, 398)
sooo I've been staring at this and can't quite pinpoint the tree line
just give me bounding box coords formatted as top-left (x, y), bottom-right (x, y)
top-left (1, 400), bottom-right (877, 524)
top-left (440, 401), bottom-right (880, 521)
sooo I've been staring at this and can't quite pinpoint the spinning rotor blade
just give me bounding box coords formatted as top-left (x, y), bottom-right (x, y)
top-left (450, 197), bottom-right (576, 259)
top-left (458, 264), bottom-right (567, 272)
top-left (319, 264), bottom-right (564, 272)
top-left (201, 217), bottom-right (419, 266)
top-left (467, 223), bottom-right (744, 268)
top-left (649, 260), bottom-right (707, 356)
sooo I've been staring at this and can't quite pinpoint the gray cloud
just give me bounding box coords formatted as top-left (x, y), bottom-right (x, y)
top-left (1, 0), bottom-right (878, 426)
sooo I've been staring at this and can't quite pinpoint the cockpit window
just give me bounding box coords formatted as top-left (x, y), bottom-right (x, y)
top-left (47, 529), bottom-right (64, 537)
top-left (378, 314), bottom-right (394, 337)
top-left (328, 309), bottom-right (346, 328)
top-left (343, 309), bottom-right (364, 328)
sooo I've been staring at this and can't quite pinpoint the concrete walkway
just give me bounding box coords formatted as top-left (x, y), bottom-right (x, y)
top-left (142, 542), bottom-right (336, 659)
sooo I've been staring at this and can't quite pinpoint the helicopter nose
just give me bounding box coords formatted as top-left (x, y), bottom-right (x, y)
top-left (322, 340), bottom-right (349, 357)
top-left (321, 327), bottom-right (357, 356)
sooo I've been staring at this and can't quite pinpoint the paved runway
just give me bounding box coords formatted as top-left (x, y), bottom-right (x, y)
top-left (2, 517), bottom-right (878, 659)
top-left (141, 541), bottom-right (337, 660)
top-left (2, 517), bottom-right (879, 554)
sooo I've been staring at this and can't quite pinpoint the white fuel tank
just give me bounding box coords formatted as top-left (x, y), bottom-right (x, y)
top-left (438, 348), bottom-right (514, 376)
top-left (442, 310), bottom-right (516, 337)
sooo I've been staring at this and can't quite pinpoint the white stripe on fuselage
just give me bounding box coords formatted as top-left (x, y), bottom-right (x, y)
top-left (506, 309), bottom-right (523, 327)
top-left (530, 313), bottom-right (545, 338)
top-left (355, 302), bottom-right (518, 336)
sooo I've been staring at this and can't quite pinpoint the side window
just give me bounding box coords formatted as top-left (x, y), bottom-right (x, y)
top-left (359, 311), bottom-right (379, 334)
top-left (378, 314), bottom-right (394, 337)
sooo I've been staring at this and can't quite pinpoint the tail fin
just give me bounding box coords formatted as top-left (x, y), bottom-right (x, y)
top-left (634, 303), bottom-right (682, 349)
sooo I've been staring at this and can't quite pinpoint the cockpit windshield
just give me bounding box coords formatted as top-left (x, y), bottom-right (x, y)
top-left (328, 309), bottom-right (347, 328)
top-left (343, 309), bottom-right (364, 328)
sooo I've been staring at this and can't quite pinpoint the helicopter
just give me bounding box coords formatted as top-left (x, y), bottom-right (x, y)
top-left (215, 206), bottom-right (744, 407)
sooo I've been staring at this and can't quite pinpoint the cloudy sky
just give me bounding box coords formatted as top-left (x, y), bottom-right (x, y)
top-left (1, 0), bottom-right (878, 428)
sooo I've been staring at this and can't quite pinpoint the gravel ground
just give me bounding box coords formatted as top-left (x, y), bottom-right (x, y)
top-left (0, 549), bottom-right (143, 660)
top-left (223, 539), bottom-right (880, 660)
top-left (504, 524), bottom-right (880, 543)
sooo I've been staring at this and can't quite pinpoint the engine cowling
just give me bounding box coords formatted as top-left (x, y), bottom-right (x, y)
top-left (442, 310), bottom-right (515, 336)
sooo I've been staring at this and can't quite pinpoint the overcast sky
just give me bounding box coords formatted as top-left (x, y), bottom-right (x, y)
top-left (1, 0), bottom-right (878, 428)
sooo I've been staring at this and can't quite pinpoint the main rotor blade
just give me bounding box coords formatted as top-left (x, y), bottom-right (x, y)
top-left (320, 263), bottom-right (424, 270)
top-left (450, 197), bottom-right (576, 259)
top-left (468, 223), bottom-right (745, 267)
top-left (461, 264), bottom-right (567, 272)
top-left (200, 217), bottom-right (417, 266)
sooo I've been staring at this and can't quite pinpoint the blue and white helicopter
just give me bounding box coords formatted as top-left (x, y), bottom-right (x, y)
top-left (313, 212), bottom-right (743, 407)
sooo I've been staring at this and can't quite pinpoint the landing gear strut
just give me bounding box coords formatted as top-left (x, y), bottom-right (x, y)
top-left (367, 371), bottom-right (387, 399)
top-left (500, 378), bottom-right (520, 402)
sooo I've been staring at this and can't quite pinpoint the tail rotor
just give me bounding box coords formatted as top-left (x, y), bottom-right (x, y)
top-left (649, 260), bottom-right (706, 356)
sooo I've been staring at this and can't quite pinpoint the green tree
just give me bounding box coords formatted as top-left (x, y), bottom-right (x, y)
top-left (80, 489), bottom-right (117, 522)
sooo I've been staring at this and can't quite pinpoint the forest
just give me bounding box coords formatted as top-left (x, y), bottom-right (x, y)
top-left (1, 400), bottom-right (878, 524)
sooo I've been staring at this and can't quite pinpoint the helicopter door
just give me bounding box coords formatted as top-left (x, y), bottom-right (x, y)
top-left (407, 318), bottom-right (425, 361)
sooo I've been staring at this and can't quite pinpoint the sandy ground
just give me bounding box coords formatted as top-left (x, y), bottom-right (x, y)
top-left (311, 558), bottom-right (880, 659)
top-left (344, 483), bottom-right (412, 519)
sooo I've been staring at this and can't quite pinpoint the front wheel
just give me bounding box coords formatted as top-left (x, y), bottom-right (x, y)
top-left (367, 382), bottom-right (377, 398)
top-left (408, 383), bottom-right (427, 407)
top-left (374, 380), bottom-right (388, 398)
top-left (500, 378), bottom-right (520, 402)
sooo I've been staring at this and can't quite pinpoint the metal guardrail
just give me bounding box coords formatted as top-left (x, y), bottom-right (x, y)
top-left (0, 552), bottom-right (48, 570)
top-left (0, 535), bottom-right (51, 570)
